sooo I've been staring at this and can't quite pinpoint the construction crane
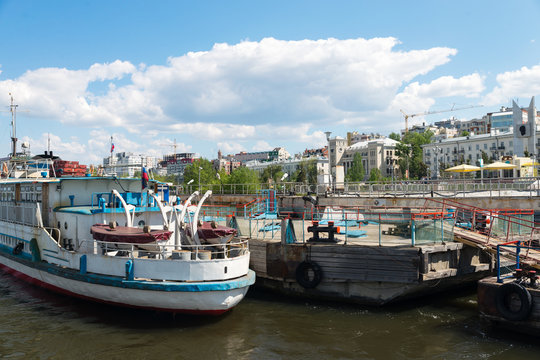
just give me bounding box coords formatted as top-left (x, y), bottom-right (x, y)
top-left (400, 104), bottom-right (483, 133)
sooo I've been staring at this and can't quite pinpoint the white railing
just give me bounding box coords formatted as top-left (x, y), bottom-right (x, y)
top-left (182, 177), bottom-right (540, 198)
top-left (0, 202), bottom-right (39, 226)
top-left (76, 237), bottom-right (249, 260)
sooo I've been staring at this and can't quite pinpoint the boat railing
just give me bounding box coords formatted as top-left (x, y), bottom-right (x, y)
top-left (77, 237), bottom-right (250, 261)
top-left (496, 240), bottom-right (540, 283)
top-left (1, 158), bottom-right (55, 179)
top-left (0, 202), bottom-right (40, 226)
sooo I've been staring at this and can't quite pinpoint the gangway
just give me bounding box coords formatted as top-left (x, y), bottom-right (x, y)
top-left (423, 198), bottom-right (540, 271)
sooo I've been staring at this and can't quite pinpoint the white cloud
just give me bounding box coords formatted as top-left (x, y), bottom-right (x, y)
top-left (0, 37), bottom-right (473, 162)
top-left (483, 64), bottom-right (540, 105)
top-left (252, 141), bottom-right (271, 151)
top-left (216, 141), bottom-right (244, 155)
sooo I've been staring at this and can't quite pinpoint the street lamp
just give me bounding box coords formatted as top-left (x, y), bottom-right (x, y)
top-left (280, 173), bottom-right (288, 194)
top-left (198, 166), bottom-right (203, 192)
top-left (216, 172), bottom-right (222, 194)
top-left (324, 131), bottom-right (332, 190)
top-left (434, 146), bottom-right (440, 180)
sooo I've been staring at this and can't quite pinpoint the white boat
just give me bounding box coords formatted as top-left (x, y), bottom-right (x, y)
top-left (0, 158), bottom-right (254, 314)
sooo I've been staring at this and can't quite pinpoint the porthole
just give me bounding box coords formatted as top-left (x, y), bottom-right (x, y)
top-left (138, 220), bottom-right (145, 228)
top-left (64, 222), bottom-right (68, 230)
top-left (57, 221), bottom-right (61, 229)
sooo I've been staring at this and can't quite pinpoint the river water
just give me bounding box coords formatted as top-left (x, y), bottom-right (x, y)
top-left (1, 271), bottom-right (539, 359)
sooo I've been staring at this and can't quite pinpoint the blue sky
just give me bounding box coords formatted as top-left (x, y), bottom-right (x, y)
top-left (1, 0), bottom-right (539, 164)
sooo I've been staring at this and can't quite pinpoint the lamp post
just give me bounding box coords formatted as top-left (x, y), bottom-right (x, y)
top-left (434, 146), bottom-right (440, 180)
top-left (325, 131), bottom-right (332, 191)
top-left (216, 172), bottom-right (222, 194)
top-left (187, 179), bottom-right (194, 194)
top-left (198, 166), bottom-right (202, 192)
top-left (280, 172), bottom-right (288, 194)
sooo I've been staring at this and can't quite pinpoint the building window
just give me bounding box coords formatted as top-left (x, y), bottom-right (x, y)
top-left (484, 143), bottom-right (488, 150)
top-left (476, 144), bottom-right (480, 150)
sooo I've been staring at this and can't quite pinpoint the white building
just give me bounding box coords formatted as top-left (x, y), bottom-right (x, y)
top-left (102, 152), bottom-right (157, 177)
top-left (424, 97), bottom-right (539, 178)
top-left (339, 138), bottom-right (400, 179)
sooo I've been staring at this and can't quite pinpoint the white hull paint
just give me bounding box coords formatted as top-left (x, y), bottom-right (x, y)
top-left (0, 254), bottom-right (253, 313)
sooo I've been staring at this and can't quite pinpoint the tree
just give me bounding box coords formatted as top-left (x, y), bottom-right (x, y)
top-left (226, 166), bottom-right (260, 193)
top-left (345, 153), bottom-right (365, 181)
top-left (460, 130), bottom-right (470, 137)
top-left (292, 159), bottom-right (317, 184)
top-left (183, 158), bottom-right (219, 187)
top-left (389, 132), bottom-right (401, 141)
top-left (396, 130), bottom-right (433, 179)
top-left (260, 164), bottom-right (284, 184)
top-left (227, 166), bottom-right (260, 184)
top-left (369, 168), bottom-right (382, 182)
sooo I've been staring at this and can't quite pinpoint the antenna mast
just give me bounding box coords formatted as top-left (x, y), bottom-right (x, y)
top-left (9, 93), bottom-right (18, 157)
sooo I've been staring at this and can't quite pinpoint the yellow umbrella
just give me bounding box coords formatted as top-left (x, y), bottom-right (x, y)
top-left (483, 161), bottom-right (517, 170)
top-left (444, 164), bottom-right (481, 172)
top-left (521, 162), bottom-right (540, 167)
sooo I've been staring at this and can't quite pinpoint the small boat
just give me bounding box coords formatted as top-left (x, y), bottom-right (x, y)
top-left (188, 221), bottom-right (237, 244)
top-left (90, 223), bottom-right (173, 244)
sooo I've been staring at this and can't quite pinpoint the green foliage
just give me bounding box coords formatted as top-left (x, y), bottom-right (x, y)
top-left (153, 174), bottom-right (178, 184)
top-left (227, 166), bottom-right (260, 184)
top-left (292, 159), bottom-right (317, 184)
top-left (396, 130), bottom-right (433, 179)
top-left (389, 132), bottom-right (401, 141)
top-left (259, 164), bottom-right (284, 184)
top-left (345, 153), bottom-right (365, 181)
top-left (460, 130), bottom-right (470, 137)
top-left (225, 166), bottom-right (260, 193)
top-left (368, 168), bottom-right (382, 182)
top-left (183, 159), bottom-right (219, 187)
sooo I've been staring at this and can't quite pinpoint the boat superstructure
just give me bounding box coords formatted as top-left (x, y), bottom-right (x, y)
top-left (0, 160), bottom-right (254, 314)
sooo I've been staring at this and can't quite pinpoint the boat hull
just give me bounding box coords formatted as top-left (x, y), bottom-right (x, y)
top-left (0, 251), bottom-right (255, 314)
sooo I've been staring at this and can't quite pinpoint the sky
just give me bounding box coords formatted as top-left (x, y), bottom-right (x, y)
top-left (1, 0), bottom-right (539, 165)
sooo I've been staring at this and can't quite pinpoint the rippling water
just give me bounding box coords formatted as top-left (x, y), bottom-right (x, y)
top-left (1, 271), bottom-right (539, 359)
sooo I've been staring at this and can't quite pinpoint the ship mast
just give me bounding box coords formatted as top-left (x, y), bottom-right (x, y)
top-left (9, 93), bottom-right (18, 157)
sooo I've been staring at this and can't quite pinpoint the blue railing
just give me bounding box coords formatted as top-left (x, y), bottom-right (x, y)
top-left (496, 240), bottom-right (540, 283)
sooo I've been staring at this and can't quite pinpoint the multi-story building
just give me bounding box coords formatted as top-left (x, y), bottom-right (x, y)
top-left (327, 136), bottom-right (348, 182)
top-left (346, 132), bottom-right (384, 146)
top-left (487, 106), bottom-right (515, 132)
top-left (162, 152), bottom-right (200, 182)
top-left (423, 98), bottom-right (539, 178)
top-left (227, 147), bottom-right (290, 164)
top-left (339, 138), bottom-right (400, 180)
top-left (458, 117), bottom-right (489, 135)
top-left (213, 150), bottom-right (241, 175)
top-left (303, 147), bottom-right (327, 158)
top-left (102, 152), bottom-right (157, 177)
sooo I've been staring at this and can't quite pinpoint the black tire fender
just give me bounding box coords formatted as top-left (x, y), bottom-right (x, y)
top-left (295, 261), bottom-right (323, 289)
top-left (12, 242), bottom-right (24, 255)
top-left (495, 282), bottom-right (533, 321)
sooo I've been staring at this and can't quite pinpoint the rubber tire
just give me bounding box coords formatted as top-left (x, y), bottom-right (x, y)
top-left (296, 261), bottom-right (323, 289)
top-left (495, 282), bottom-right (533, 321)
top-left (12, 242), bottom-right (24, 255)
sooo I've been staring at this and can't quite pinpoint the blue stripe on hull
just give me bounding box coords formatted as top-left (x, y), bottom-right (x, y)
top-left (0, 247), bottom-right (255, 292)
